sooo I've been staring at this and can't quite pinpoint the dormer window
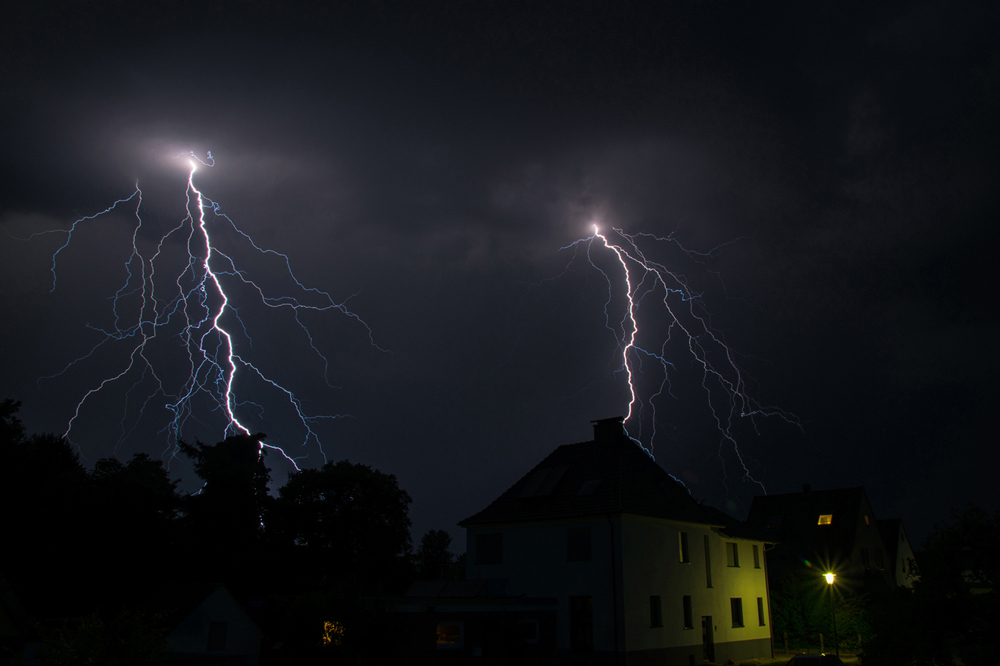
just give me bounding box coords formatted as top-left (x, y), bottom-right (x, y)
top-left (818, 514), bottom-right (833, 525)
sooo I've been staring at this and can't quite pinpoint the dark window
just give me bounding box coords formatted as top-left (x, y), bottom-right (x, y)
top-left (650, 596), bottom-right (663, 627)
top-left (753, 544), bottom-right (761, 568)
top-left (704, 536), bottom-right (713, 588)
top-left (679, 532), bottom-right (690, 563)
top-left (476, 533), bottom-right (503, 564)
top-left (568, 527), bottom-right (592, 561)
top-left (207, 621), bottom-right (227, 651)
top-left (570, 596), bottom-right (593, 652)
top-left (860, 547), bottom-right (870, 568)
top-left (757, 597), bottom-right (766, 626)
top-left (730, 598), bottom-right (744, 628)
top-left (875, 549), bottom-right (885, 569)
top-left (517, 620), bottom-right (539, 644)
top-left (726, 542), bottom-right (739, 567)
top-left (683, 595), bottom-right (693, 629)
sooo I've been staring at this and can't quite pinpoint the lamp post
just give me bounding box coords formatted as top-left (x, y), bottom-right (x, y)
top-left (824, 573), bottom-right (839, 657)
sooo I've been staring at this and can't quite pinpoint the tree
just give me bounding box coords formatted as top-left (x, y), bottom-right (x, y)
top-left (178, 434), bottom-right (272, 586)
top-left (866, 505), bottom-right (999, 666)
top-left (415, 529), bottom-right (455, 579)
top-left (273, 460), bottom-right (412, 581)
top-left (88, 453), bottom-right (180, 600)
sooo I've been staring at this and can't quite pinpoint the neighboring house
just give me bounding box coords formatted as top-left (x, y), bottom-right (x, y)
top-left (745, 486), bottom-right (911, 592)
top-left (459, 417), bottom-right (774, 666)
top-left (154, 584), bottom-right (263, 666)
top-left (394, 579), bottom-right (559, 665)
top-left (876, 518), bottom-right (918, 588)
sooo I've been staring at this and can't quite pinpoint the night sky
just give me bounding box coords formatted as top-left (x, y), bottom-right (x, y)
top-left (2, 1), bottom-right (997, 551)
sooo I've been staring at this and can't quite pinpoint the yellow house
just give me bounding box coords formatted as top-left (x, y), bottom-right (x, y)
top-left (461, 417), bottom-right (774, 665)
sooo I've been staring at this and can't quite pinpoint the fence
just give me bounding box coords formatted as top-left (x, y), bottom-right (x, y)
top-left (774, 631), bottom-right (864, 655)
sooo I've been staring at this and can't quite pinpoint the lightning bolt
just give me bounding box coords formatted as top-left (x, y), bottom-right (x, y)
top-left (563, 225), bottom-right (799, 491)
top-left (28, 152), bottom-right (384, 468)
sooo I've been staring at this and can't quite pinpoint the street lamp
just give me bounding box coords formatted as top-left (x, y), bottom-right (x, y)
top-left (825, 572), bottom-right (839, 657)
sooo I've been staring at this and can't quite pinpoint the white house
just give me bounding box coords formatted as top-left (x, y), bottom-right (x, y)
top-left (460, 417), bottom-right (774, 665)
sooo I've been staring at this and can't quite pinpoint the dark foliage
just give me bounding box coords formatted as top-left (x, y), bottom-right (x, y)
top-left (272, 460), bottom-right (412, 586)
top-left (35, 609), bottom-right (167, 666)
top-left (415, 528), bottom-right (456, 579)
top-left (865, 505), bottom-right (999, 666)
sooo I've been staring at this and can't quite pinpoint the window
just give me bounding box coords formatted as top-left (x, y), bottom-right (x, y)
top-left (679, 531), bottom-right (690, 563)
top-left (436, 622), bottom-right (463, 647)
top-left (704, 536), bottom-right (713, 588)
top-left (767, 515), bottom-right (782, 529)
top-left (476, 533), bottom-right (502, 564)
top-left (578, 479), bottom-right (602, 495)
top-left (864, 514), bottom-right (870, 526)
top-left (875, 549), bottom-right (885, 569)
top-left (753, 544), bottom-right (761, 569)
top-left (650, 596), bottom-right (663, 628)
top-left (519, 465), bottom-right (569, 497)
top-left (726, 542), bottom-right (739, 567)
top-left (207, 622), bottom-right (227, 651)
top-left (730, 598), bottom-right (744, 627)
top-left (818, 514), bottom-right (833, 525)
top-left (860, 547), bottom-right (870, 568)
top-left (682, 595), bottom-right (693, 629)
top-left (568, 527), bottom-right (592, 561)
top-left (570, 597), bottom-right (593, 652)
top-left (757, 597), bottom-right (766, 626)
top-left (517, 620), bottom-right (539, 644)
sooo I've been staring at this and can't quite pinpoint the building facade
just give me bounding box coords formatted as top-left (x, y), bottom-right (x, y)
top-left (461, 418), bottom-right (773, 665)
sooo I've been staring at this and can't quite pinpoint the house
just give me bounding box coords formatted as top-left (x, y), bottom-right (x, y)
top-left (153, 584), bottom-right (263, 666)
top-left (745, 485), bottom-right (911, 592)
top-left (459, 417), bottom-right (775, 665)
top-left (394, 579), bottom-right (559, 665)
top-left (876, 518), bottom-right (918, 588)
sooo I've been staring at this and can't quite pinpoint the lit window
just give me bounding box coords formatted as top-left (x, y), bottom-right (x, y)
top-left (322, 621), bottom-right (345, 647)
top-left (436, 622), bottom-right (463, 647)
top-left (864, 514), bottom-right (870, 526)
top-left (818, 514), bottom-right (833, 525)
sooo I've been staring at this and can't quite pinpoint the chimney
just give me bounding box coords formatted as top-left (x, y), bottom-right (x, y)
top-left (802, 483), bottom-right (811, 494)
top-left (591, 416), bottom-right (626, 444)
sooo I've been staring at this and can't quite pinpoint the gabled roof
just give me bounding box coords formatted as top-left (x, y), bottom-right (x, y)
top-left (877, 518), bottom-right (903, 565)
top-left (460, 419), bottom-right (726, 528)
top-left (746, 486), bottom-right (875, 564)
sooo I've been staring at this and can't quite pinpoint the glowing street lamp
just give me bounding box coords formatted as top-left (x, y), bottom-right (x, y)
top-left (825, 572), bottom-right (839, 657)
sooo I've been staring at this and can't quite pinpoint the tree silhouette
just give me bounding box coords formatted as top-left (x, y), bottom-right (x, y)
top-left (272, 460), bottom-right (412, 583)
top-left (415, 529), bottom-right (455, 579)
top-left (178, 434), bottom-right (271, 586)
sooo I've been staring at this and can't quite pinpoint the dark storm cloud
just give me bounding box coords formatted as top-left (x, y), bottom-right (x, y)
top-left (2, 0), bottom-right (998, 546)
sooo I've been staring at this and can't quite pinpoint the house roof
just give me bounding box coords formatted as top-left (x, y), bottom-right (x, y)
top-left (877, 518), bottom-right (903, 565)
top-left (460, 418), bottom-right (727, 528)
top-left (745, 486), bottom-right (876, 565)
